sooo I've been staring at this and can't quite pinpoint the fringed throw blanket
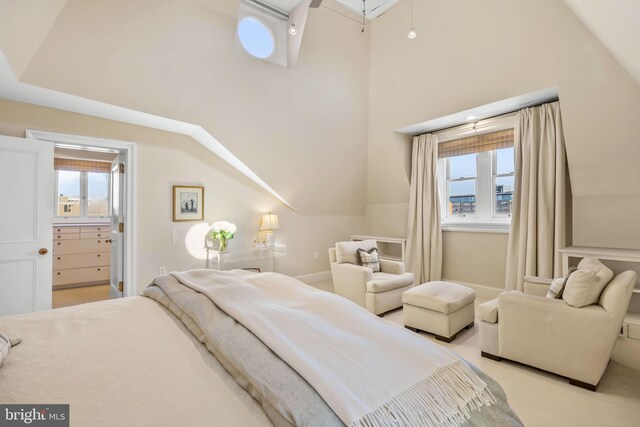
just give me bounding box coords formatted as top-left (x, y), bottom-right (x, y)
top-left (167, 270), bottom-right (495, 427)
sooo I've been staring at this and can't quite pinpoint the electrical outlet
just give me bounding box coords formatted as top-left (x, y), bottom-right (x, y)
top-left (160, 266), bottom-right (166, 275)
top-left (314, 252), bottom-right (319, 260)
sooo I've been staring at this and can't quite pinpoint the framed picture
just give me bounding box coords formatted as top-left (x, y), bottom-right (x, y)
top-left (173, 185), bottom-right (204, 222)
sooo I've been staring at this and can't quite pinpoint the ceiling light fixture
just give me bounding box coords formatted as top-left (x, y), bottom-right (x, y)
top-left (289, 0), bottom-right (297, 35)
top-left (361, 0), bottom-right (366, 33)
top-left (408, 0), bottom-right (416, 39)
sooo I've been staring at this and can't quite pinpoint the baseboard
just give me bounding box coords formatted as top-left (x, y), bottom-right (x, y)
top-left (441, 278), bottom-right (503, 300)
top-left (295, 270), bottom-right (332, 285)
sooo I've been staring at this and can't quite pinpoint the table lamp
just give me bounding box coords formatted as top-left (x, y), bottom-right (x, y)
top-left (260, 212), bottom-right (280, 247)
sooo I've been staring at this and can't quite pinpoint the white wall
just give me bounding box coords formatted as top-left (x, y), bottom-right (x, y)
top-left (2, 0), bottom-right (640, 291)
top-left (0, 99), bottom-right (363, 293)
top-left (8, 0), bottom-right (370, 216)
top-left (364, 0), bottom-right (640, 287)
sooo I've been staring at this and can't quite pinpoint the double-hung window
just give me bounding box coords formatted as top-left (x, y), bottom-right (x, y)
top-left (446, 154), bottom-right (477, 217)
top-left (54, 159), bottom-right (111, 221)
top-left (437, 122), bottom-right (515, 231)
top-left (493, 147), bottom-right (515, 217)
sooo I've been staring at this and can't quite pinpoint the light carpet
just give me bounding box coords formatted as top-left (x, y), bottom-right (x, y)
top-left (311, 280), bottom-right (640, 427)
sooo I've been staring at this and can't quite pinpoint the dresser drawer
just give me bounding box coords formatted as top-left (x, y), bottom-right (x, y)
top-left (53, 226), bottom-right (80, 234)
top-left (81, 226), bottom-right (109, 234)
top-left (53, 266), bottom-right (110, 286)
top-left (54, 252), bottom-right (110, 270)
top-left (53, 239), bottom-right (110, 255)
top-left (80, 232), bottom-right (109, 239)
top-left (54, 233), bottom-right (80, 240)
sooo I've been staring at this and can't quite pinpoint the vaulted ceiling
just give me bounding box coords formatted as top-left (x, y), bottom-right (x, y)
top-left (0, 0), bottom-right (371, 215)
top-left (562, 0), bottom-right (640, 86)
top-left (0, 0), bottom-right (638, 216)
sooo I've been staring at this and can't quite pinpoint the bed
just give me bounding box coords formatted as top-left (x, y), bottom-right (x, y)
top-left (0, 270), bottom-right (522, 426)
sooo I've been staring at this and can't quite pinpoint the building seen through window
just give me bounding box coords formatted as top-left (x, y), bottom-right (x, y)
top-left (55, 168), bottom-right (110, 219)
top-left (439, 129), bottom-right (515, 224)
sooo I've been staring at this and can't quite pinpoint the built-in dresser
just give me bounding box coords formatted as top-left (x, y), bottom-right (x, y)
top-left (53, 224), bottom-right (111, 289)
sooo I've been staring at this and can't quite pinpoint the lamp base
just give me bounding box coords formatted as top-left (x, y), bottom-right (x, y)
top-left (266, 232), bottom-right (275, 248)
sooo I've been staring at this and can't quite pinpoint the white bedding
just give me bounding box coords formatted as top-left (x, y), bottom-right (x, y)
top-left (172, 269), bottom-right (495, 427)
top-left (0, 297), bottom-right (271, 427)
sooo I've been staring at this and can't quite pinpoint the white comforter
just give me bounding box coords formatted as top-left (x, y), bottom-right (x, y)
top-left (0, 297), bottom-right (270, 427)
top-left (173, 269), bottom-right (495, 427)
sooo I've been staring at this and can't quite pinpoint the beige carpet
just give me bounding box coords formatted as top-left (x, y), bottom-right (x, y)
top-left (52, 284), bottom-right (111, 308)
top-left (312, 280), bottom-right (640, 427)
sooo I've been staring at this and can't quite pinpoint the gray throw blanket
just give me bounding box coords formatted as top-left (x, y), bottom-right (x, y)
top-left (144, 273), bottom-right (522, 427)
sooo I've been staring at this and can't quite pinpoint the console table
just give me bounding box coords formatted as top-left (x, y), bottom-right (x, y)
top-left (206, 245), bottom-right (287, 273)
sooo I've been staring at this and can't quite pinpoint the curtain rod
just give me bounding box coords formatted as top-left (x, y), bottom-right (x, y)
top-left (430, 98), bottom-right (559, 137)
top-left (432, 112), bottom-right (516, 138)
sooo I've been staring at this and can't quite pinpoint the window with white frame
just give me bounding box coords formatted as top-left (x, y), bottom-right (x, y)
top-left (54, 159), bottom-right (111, 220)
top-left (493, 147), bottom-right (515, 217)
top-left (436, 122), bottom-right (515, 229)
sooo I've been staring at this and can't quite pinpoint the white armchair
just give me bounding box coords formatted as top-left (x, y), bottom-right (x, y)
top-left (328, 240), bottom-right (414, 315)
top-left (479, 269), bottom-right (636, 391)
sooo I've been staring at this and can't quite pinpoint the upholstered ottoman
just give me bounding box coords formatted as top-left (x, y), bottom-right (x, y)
top-left (402, 281), bottom-right (476, 342)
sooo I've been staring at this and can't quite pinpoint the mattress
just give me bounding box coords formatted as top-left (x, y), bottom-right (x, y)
top-left (0, 297), bottom-right (271, 426)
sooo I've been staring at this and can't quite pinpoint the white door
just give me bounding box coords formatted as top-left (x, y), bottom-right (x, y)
top-left (109, 155), bottom-right (125, 298)
top-left (0, 135), bottom-right (53, 316)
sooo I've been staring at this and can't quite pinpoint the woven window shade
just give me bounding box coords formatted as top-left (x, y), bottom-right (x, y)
top-left (438, 129), bottom-right (514, 158)
top-left (54, 158), bottom-right (111, 173)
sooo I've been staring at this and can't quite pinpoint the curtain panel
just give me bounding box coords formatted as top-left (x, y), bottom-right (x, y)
top-left (406, 133), bottom-right (443, 283)
top-left (505, 101), bottom-right (569, 291)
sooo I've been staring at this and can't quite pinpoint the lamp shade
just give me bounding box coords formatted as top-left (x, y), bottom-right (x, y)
top-left (260, 212), bottom-right (280, 231)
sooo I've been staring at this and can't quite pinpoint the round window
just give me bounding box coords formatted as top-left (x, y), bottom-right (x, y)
top-left (237, 17), bottom-right (275, 59)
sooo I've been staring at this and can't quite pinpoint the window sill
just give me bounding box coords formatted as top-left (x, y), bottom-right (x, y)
top-left (441, 222), bottom-right (510, 234)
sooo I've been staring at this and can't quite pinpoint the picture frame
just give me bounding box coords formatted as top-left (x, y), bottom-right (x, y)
top-left (172, 185), bottom-right (204, 222)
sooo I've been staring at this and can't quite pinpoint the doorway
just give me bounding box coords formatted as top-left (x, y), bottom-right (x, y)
top-left (52, 147), bottom-right (116, 307)
top-left (27, 130), bottom-right (136, 308)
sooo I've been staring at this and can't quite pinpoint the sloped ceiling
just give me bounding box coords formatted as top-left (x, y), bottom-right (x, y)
top-left (0, 0), bottom-right (68, 78)
top-left (0, 0), bottom-right (371, 215)
top-left (563, 0), bottom-right (640, 87)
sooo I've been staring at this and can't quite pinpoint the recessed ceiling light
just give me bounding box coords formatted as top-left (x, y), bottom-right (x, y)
top-left (466, 115), bottom-right (477, 121)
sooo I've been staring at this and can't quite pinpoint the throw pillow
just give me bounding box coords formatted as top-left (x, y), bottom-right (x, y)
top-left (336, 240), bottom-right (377, 265)
top-left (0, 331), bottom-right (21, 368)
top-left (562, 258), bottom-right (614, 308)
top-left (546, 267), bottom-right (577, 299)
top-left (357, 247), bottom-right (381, 272)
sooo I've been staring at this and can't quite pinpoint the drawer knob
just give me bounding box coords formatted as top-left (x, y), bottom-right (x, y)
top-left (105, 239), bottom-right (112, 244)
top-left (97, 228), bottom-right (101, 231)
top-left (97, 234), bottom-right (101, 237)
top-left (57, 235), bottom-right (61, 238)
top-left (97, 254), bottom-right (101, 257)
top-left (57, 272), bottom-right (61, 275)
top-left (97, 268), bottom-right (101, 271)
top-left (39, 248), bottom-right (48, 255)
top-left (97, 240), bottom-right (101, 243)
top-left (57, 257), bottom-right (61, 260)
top-left (57, 242), bottom-right (61, 245)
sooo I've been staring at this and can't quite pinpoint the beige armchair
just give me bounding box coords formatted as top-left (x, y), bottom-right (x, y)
top-left (479, 269), bottom-right (636, 391)
top-left (328, 240), bottom-right (414, 315)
